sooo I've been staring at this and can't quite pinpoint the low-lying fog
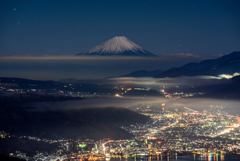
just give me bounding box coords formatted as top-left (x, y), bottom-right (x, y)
top-left (0, 55), bottom-right (213, 80)
top-left (28, 96), bottom-right (240, 116)
top-left (109, 76), bottom-right (232, 86)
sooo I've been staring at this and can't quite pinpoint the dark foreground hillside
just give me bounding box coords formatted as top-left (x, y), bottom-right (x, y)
top-left (0, 154), bottom-right (25, 161)
top-left (0, 93), bottom-right (83, 104)
top-left (0, 137), bottom-right (59, 156)
top-left (0, 106), bottom-right (149, 140)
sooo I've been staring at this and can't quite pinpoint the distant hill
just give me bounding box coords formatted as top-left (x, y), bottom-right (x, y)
top-left (203, 74), bottom-right (240, 99)
top-left (232, 75), bottom-right (240, 82)
top-left (121, 70), bottom-right (164, 77)
top-left (155, 51), bottom-right (240, 78)
top-left (170, 75), bottom-right (240, 99)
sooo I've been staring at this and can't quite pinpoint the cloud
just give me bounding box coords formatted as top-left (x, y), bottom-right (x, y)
top-left (60, 74), bottom-right (233, 89)
top-left (28, 96), bottom-right (168, 111)
top-left (108, 75), bottom-right (232, 86)
top-left (0, 55), bottom-right (152, 60)
top-left (218, 73), bottom-right (240, 79)
top-left (0, 54), bottom-right (203, 60)
top-left (27, 96), bottom-right (240, 116)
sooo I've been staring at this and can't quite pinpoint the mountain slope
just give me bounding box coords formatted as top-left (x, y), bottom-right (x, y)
top-left (192, 57), bottom-right (240, 76)
top-left (155, 68), bottom-right (192, 78)
top-left (156, 51), bottom-right (240, 78)
top-left (182, 51), bottom-right (240, 70)
top-left (77, 36), bottom-right (156, 56)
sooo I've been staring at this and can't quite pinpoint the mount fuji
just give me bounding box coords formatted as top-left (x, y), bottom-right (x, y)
top-left (77, 36), bottom-right (156, 56)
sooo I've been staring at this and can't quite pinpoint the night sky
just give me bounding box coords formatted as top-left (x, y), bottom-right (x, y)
top-left (1, 0), bottom-right (240, 56)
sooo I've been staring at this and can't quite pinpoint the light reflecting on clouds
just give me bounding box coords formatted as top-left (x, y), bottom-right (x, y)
top-left (28, 96), bottom-right (240, 116)
top-left (218, 73), bottom-right (240, 79)
top-left (109, 75), bottom-right (231, 86)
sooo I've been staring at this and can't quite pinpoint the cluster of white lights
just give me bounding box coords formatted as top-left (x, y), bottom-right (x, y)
top-left (218, 72), bottom-right (240, 79)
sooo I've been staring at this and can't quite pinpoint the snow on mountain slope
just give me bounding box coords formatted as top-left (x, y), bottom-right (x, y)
top-left (78, 36), bottom-right (156, 56)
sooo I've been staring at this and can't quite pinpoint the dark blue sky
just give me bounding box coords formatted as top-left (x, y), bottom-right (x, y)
top-left (0, 0), bottom-right (240, 56)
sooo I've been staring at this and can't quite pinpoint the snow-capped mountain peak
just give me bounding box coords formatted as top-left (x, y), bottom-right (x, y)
top-left (78, 36), bottom-right (156, 56)
top-left (88, 36), bottom-right (144, 54)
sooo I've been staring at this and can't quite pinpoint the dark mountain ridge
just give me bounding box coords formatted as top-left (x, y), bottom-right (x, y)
top-left (0, 93), bottom-right (83, 104)
top-left (120, 51), bottom-right (240, 78)
top-left (181, 51), bottom-right (240, 70)
top-left (155, 51), bottom-right (240, 78)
